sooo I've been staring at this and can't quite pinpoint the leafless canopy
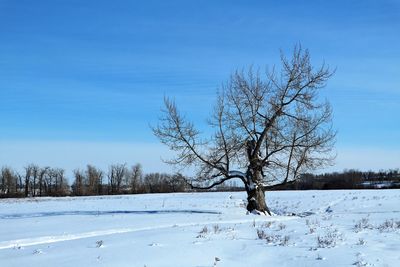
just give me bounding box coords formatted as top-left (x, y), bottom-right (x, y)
top-left (154, 46), bottom-right (336, 191)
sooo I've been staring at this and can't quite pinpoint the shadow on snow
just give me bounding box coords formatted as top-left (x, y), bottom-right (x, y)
top-left (0, 209), bottom-right (222, 219)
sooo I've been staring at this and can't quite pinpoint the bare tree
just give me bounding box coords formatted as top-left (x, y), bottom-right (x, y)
top-left (73, 169), bottom-right (86, 196)
top-left (144, 172), bottom-right (163, 193)
top-left (23, 165), bottom-right (33, 197)
top-left (153, 46), bottom-right (335, 214)
top-left (86, 165), bottom-right (103, 195)
top-left (31, 165), bottom-right (40, 196)
top-left (21, 165), bottom-right (49, 197)
top-left (38, 167), bottom-right (49, 196)
top-left (108, 164), bottom-right (127, 194)
top-left (167, 173), bottom-right (187, 192)
top-left (52, 168), bottom-right (68, 196)
top-left (130, 163), bottom-right (143, 193)
top-left (1, 167), bottom-right (18, 197)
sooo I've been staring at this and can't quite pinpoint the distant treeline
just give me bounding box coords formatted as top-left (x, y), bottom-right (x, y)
top-left (0, 163), bottom-right (190, 198)
top-left (274, 169), bottom-right (400, 190)
top-left (1, 165), bottom-right (400, 198)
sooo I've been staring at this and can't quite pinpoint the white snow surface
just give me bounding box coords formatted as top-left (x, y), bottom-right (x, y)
top-left (0, 190), bottom-right (399, 267)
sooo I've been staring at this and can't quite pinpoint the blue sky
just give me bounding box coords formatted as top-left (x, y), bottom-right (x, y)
top-left (0, 0), bottom-right (399, 174)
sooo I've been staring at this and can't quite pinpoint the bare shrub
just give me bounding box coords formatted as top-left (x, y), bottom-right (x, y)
top-left (316, 254), bottom-right (325, 260)
top-left (257, 229), bottom-right (268, 240)
top-left (322, 214), bottom-right (333, 221)
top-left (213, 224), bottom-right (221, 234)
top-left (353, 257), bottom-right (368, 267)
top-left (33, 249), bottom-right (43, 254)
top-left (261, 221), bottom-right (274, 228)
top-left (197, 226), bottom-right (209, 238)
top-left (378, 219), bottom-right (400, 232)
top-left (264, 234), bottom-right (281, 244)
top-left (306, 219), bottom-right (320, 227)
top-left (306, 219), bottom-right (320, 234)
top-left (277, 223), bottom-right (286, 230)
top-left (317, 229), bottom-right (342, 248)
top-left (354, 217), bottom-right (372, 233)
top-left (280, 235), bottom-right (290, 246)
top-left (214, 257), bottom-right (221, 266)
top-left (256, 229), bottom-right (290, 246)
top-left (96, 240), bottom-right (104, 248)
top-left (356, 238), bottom-right (366, 245)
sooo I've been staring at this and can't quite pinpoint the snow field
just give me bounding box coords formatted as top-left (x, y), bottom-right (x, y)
top-left (0, 190), bottom-right (399, 266)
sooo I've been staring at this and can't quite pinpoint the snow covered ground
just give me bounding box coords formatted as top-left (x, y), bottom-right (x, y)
top-left (0, 190), bottom-right (399, 267)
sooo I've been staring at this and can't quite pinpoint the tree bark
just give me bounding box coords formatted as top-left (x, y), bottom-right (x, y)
top-left (244, 139), bottom-right (271, 215)
top-left (245, 169), bottom-right (271, 215)
top-left (246, 186), bottom-right (270, 215)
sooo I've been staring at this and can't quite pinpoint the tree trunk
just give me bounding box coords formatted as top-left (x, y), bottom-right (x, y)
top-left (245, 168), bottom-right (271, 215)
top-left (24, 178), bottom-right (29, 197)
top-left (246, 184), bottom-right (271, 215)
top-left (39, 177), bottom-right (42, 196)
top-left (244, 140), bottom-right (271, 215)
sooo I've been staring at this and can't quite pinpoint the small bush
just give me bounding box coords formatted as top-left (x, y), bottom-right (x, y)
top-left (378, 219), bottom-right (400, 232)
top-left (306, 219), bottom-right (319, 234)
top-left (261, 221), bottom-right (273, 228)
top-left (316, 254), bottom-right (325, 260)
top-left (277, 223), bottom-right (286, 230)
top-left (317, 229), bottom-right (342, 248)
top-left (200, 226), bottom-right (208, 234)
top-left (356, 238), bottom-right (366, 245)
top-left (354, 217), bottom-right (372, 233)
top-left (33, 249), bottom-right (43, 254)
top-left (256, 229), bottom-right (290, 246)
top-left (96, 240), bottom-right (104, 248)
top-left (353, 259), bottom-right (368, 266)
top-left (213, 224), bottom-right (221, 234)
top-left (257, 229), bottom-right (267, 240)
top-left (280, 235), bottom-right (290, 246)
top-left (306, 219), bottom-right (320, 227)
top-left (197, 226), bottom-right (209, 238)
